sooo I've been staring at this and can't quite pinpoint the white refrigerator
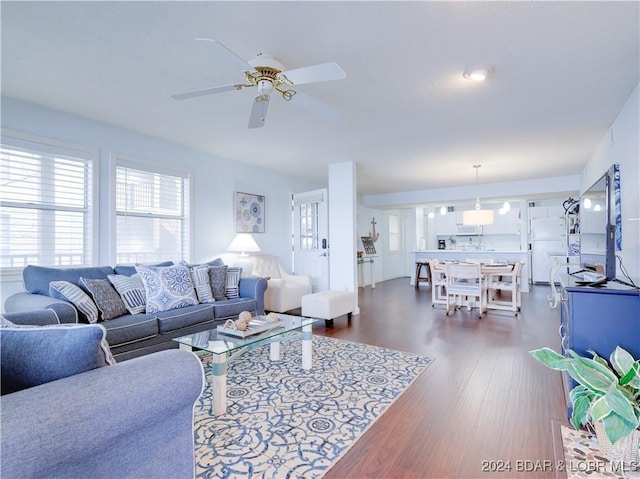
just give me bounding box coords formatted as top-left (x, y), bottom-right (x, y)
top-left (530, 217), bottom-right (567, 283)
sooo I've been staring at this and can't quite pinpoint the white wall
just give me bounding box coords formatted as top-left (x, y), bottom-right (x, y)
top-left (1, 97), bottom-right (321, 306)
top-left (582, 83), bottom-right (639, 284)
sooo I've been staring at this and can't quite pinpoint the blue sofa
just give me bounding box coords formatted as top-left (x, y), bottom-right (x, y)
top-left (1, 321), bottom-right (204, 478)
top-left (4, 262), bottom-right (268, 360)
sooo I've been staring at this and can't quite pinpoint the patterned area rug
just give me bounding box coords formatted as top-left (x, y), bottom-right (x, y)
top-left (561, 426), bottom-right (640, 479)
top-left (193, 335), bottom-right (433, 479)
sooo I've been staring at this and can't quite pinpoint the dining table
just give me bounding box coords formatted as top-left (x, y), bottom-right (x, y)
top-left (430, 261), bottom-right (516, 311)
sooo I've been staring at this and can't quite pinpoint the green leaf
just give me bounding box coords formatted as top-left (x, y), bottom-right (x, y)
top-left (588, 349), bottom-right (609, 368)
top-left (610, 346), bottom-right (635, 378)
top-left (590, 396), bottom-right (612, 423)
top-left (600, 413), bottom-right (638, 445)
top-left (619, 362), bottom-right (639, 386)
top-left (605, 384), bottom-right (639, 426)
top-left (530, 348), bottom-right (567, 371)
top-left (570, 384), bottom-right (592, 403)
top-left (565, 361), bottom-right (615, 394)
top-left (569, 352), bottom-right (618, 383)
top-left (571, 394), bottom-right (593, 430)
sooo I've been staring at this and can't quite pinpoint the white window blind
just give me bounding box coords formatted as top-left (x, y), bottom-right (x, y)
top-left (115, 160), bottom-right (190, 264)
top-left (1, 134), bottom-right (95, 268)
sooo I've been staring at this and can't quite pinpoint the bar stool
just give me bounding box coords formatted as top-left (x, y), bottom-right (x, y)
top-left (415, 259), bottom-right (431, 288)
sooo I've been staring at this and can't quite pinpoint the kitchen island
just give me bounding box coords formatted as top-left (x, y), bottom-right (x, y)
top-left (411, 250), bottom-right (530, 292)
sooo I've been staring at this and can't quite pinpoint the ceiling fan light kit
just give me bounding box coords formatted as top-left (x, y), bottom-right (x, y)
top-left (172, 39), bottom-right (346, 128)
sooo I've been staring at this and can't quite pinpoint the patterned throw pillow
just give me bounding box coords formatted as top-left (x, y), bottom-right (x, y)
top-left (225, 267), bottom-right (243, 299)
top-left (49, 281), bottom-right (99, 324)
top-left (108, 273), bottom-right (146, 314)
top-left (135, 264), bottom-right (198, 313)
top-left (208, 265), bottom-right (228, 301)
top-left (80, 278), bottom-right (128, 321)
top-left (185, 263), bottom-right (215, 304)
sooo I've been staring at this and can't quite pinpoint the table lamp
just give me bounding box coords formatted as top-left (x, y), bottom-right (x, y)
top-left (227, 233), bottom-right (261, 276)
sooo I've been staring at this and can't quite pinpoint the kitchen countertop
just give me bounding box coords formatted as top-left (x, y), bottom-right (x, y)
top-left (412, 250), bottom-right (527, 254)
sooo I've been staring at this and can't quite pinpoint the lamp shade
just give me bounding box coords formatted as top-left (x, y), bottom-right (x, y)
top-left (227, 233), bottom-right (261, 255)
top-left (462, 209), bottom-right (494, 226)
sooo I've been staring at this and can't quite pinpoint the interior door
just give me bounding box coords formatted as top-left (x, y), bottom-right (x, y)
top-left (292, 189), bottom-right (329, 292)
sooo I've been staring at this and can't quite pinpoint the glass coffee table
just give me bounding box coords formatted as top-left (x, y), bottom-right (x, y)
top-left (173, 313), bottom-right (317, 415)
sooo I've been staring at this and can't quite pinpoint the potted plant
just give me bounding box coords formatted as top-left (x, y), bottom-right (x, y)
top-left (530, 346), bottom-right (640, 462)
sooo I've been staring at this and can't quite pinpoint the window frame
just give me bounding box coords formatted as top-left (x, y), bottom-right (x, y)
top-left (0, 129), bottom-right (99, 282)
top-left (388, 213), bottom-right (400, 253)
top-left (110, 154), bottom-right (193, 265)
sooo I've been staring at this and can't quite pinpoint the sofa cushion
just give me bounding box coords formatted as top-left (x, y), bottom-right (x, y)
top-left (49, 281), bottom-right (99, 324)
top-left (0, 322), bottom-right (115, 395)
top-left (23, 265), bottom-right (116, 295)
top-left (135, 264), bottom-right (198, 313)
top-left (213, 297), bottom-right (257, 319)
top-left (113, 261), bottom-right (174, 277)
top-left (225, 267), bottom-right (242, 299)
top-left (155, 304), bottom-right (214, 333)
top-left (99, 313), bottom-right (159, 347)
top-left (107, 273), bottom-right (146, 314)
top-left (209, 265), bottom-right (228, 301)
top-left (80, 277), bottom-right (128, 321)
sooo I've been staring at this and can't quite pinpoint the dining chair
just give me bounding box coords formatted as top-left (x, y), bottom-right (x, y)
top-left (445, 262), bottom-right (487, 318)
top-left (429, 259), bottom-right (447, 307)
top-left (487, 261), bottom-right (524, 315)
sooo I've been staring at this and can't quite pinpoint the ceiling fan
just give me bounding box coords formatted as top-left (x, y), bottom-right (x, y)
top-left (172, 38), bottom-right (347, 128)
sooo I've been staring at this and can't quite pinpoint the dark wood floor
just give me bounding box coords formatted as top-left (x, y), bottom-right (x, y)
top-left (310, 278), bottom-right (569, 479)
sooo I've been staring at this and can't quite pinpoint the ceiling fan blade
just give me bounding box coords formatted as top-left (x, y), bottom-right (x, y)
top-left (171, 84), bottom-right (240, 100)
top-left (280, 62), bottom-right (346, 86)
top-left (194, 38), bottom-right (255, 73)
top-left (248, 95), bottom-right (270, 129)
top-left (289, 91), bottom-right (340, 122)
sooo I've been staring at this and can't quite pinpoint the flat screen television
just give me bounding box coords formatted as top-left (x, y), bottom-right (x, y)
top-left (579, 164), bottom-right (617, 279)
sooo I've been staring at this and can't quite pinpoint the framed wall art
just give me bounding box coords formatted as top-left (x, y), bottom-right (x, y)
top-left (235, 192), bottom-right (265, 233)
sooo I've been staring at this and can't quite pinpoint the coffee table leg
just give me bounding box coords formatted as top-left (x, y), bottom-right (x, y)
top-left (211, 353), bottom-right (227, 415)
top-left (302, 322), bottom-right (312, 370)
top-left (269, 341), bottom-right (280, 361)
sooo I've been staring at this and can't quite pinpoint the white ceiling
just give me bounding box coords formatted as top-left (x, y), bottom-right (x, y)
top-left (2, 1), bottom-right (638, 196)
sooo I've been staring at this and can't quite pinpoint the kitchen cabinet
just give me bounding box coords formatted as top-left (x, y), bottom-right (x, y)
top-left (435, 211), bottom-right (458, 236)
top-left (530, 205), bottom-right (564, 220)
top-left (483, 208), bottom-right (520, 235)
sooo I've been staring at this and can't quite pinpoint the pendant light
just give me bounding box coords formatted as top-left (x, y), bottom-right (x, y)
top-left (462, 165), bottom-right (494, 226)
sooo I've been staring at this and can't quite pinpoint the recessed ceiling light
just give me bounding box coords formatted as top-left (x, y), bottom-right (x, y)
top-left (463, 66), bottom-right (493, 81)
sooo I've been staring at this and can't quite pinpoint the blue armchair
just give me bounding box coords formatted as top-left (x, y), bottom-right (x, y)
top-left (1, 320), bottom-right (204, 479)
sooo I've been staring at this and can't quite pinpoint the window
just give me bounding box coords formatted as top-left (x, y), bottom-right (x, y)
top-left (115, 158), bottom-right (190, 264)
top-left (388, 214), bottom-right (400, 252)
top-left (1, 131), bottom-right (96, 270)
top-left (298, 201), bottom-right (319, 250)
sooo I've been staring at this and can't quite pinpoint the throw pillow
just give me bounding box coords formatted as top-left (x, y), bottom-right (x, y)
top-left (0, 323), bottom-right (116, 395)
top-left (225, 267), bottom-right (242, 299)
top-left (80, 277), bottom-right (128, 321)
top-left (49, 280), bottom-right (99, 324)
top-left (135, 263), bottom-right (198, 313)
top-left (107, 273), bottom-right (147, 314)
top-left (185, 263), bottom-right (215, 304)
top-left (208, 264), bottom-right (228, 301)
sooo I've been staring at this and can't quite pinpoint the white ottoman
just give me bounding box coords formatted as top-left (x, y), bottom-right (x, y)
top-left (301, 290), bottom-right (356, 327)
